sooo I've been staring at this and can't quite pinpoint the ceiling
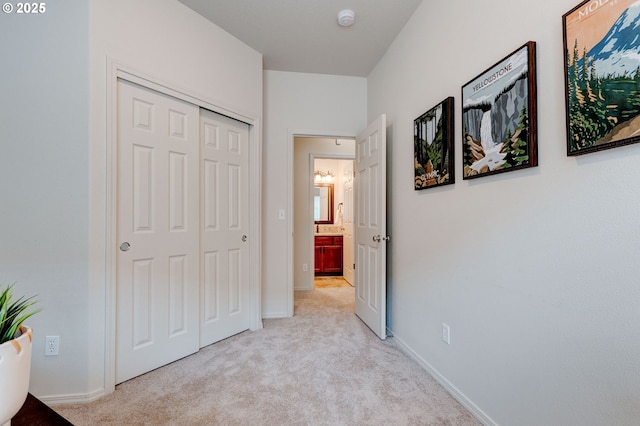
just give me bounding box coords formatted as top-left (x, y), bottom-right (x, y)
top-left (177, 0), bottom-right (423, 77)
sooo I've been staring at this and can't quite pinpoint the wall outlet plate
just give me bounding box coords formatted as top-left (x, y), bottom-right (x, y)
top-left (45, 335), bottom-right (60, 356)
top-left (442, 323), bottom-right (450, 345)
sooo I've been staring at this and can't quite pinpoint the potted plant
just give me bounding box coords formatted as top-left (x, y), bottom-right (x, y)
top-left (0, 284), bottom-right (41, 426)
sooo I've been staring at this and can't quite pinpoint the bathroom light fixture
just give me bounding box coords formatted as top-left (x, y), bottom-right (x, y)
top-left (337, 9), bottom-right (355, 27)
top-left (314, 170), bottom-right (334, 182)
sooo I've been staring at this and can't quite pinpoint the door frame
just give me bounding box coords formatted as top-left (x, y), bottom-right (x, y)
top-left (287, 129), bottom-right (355, 316)
top-left (104, 61), bottom-right (262, 392)
top-left (307, 153), bottom-right (355, 290)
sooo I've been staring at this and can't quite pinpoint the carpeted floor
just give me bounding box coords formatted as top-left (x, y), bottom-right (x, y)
top-left (53, 287), bottom-right (480, 425)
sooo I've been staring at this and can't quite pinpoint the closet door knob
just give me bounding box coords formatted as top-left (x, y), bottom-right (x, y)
top-left (120, 242), bottom-right (131, 252)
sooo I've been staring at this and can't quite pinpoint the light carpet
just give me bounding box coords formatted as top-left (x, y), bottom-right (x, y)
top-left (54, 287), bottom-right (480, 425)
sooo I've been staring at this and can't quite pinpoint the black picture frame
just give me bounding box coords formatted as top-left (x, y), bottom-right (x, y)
top-left (414, 97), bottom-right (455, 190)
top-left (461, 41), bottom-right (538, 179)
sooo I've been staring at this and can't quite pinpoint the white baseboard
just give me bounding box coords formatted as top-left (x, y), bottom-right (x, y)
top-left (390, 332), bottom-right (497, 426)
top-left (261, 312), bottom-right (290, 319)
top-left (39, 387), bottom-right (106, 406)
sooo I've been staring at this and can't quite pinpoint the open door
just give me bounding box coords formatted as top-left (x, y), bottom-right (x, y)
top-left (354, 115), bottom-right (388, 339)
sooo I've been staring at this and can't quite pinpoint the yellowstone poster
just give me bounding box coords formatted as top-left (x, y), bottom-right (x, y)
top-left (563, 0), bottom-right (640, 155)
top-left (461, 42), bottom-right (538, 179)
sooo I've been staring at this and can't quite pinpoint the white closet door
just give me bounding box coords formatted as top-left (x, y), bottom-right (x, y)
top-left (200, 109), bottom-right (251, 347)
top-left (116, 80), bottom-right (200, 383)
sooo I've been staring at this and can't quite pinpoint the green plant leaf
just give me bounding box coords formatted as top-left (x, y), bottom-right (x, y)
top-left (0, 284), bottom-right (41, 344)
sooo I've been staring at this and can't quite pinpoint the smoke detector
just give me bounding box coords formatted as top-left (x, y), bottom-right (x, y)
top-left (337, 9), bottom-right (355, 27)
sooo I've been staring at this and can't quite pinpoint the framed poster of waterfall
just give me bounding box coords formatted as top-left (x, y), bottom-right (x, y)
top-left (461, 41), bottom-right (538, 179)
top-left (563, 0), bottom-right (640, 156)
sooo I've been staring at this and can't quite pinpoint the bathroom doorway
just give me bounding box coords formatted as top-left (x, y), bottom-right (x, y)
top-left (289, 116), bottom-right (388, 338)
top-left (312, 157), bottom-right (354, 289)
top-left (292, 136), bottom-right (355, 292)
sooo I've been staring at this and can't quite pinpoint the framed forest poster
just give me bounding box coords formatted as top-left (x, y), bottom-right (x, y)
top-left (461, 41), bottom-right (538, 179)
top-left (563, 0), bottom-right (640, 155)
top-left (414, 97), bottom-right (454, 190)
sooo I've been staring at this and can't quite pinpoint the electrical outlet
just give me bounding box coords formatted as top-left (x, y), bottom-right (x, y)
top-left (302, 263), bottom-right (308, 272)
top-left (442, 323), bottom-right (450, 345)
top-left (45, 335), bottom-right (59, 356)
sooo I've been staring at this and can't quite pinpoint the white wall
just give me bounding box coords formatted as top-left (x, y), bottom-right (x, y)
top-left (0, 1), bottom-right (90, 397)
top-left (368, 0), bottom-right (640, 424)
top-left (262, 71), bottom-right (366, 317)
top-left (1, 0), bottom-right (262, 401)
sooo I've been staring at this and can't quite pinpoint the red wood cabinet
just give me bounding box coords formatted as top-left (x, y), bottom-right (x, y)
top-left (314, 236), bottom-right (343, 275)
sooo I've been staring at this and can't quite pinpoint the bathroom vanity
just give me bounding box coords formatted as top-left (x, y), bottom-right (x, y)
top-left (314, 235), bottom-right (343, 275)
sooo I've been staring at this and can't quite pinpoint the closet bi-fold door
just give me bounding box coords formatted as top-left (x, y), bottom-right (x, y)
top-left (116, 79), bottom-right (200, 384)
top-left (199, 109), bottom-right (251, 347)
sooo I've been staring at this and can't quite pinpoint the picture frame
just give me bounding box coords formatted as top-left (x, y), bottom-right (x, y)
top-left (563, 0), bottom-right (640, 156)
top-left (461, 41), bottom-right (538, 179)
top-left (414, 97), bottom-right (455, 190)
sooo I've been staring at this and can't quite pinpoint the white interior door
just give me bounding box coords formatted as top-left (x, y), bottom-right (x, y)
top-left (116, 80), bottom-right (200, 383)
top-left (199, 109), bottom-right (251, 347)
top-left (354, 114), bottom-right (387, 340)
top-left (343, 161), bottom-right (354, 285)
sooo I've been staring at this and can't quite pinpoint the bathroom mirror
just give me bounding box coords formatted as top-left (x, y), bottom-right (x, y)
top-left (313, 183), bottom-right (334, 224)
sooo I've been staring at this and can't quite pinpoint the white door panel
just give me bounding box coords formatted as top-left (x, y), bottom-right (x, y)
top-left (343, 162), bottom-right (354, 285)
top-left (117, 80), bottom-right (200, 384)
top-left (354, 115), bottom-right (387, 340)
top-left (200, 109), bottom-right (251, 347)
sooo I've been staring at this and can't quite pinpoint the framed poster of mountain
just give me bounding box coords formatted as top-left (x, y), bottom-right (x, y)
top-left (563, 0), bottom-right (640, 155)
top-left (414, 97), bottom-right (455, 190)
top-left (461, 41), bottom-right (538, 179)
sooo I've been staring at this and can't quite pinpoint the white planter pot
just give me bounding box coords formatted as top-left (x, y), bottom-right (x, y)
top-left (0, 326), bottom-right (33, 426)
